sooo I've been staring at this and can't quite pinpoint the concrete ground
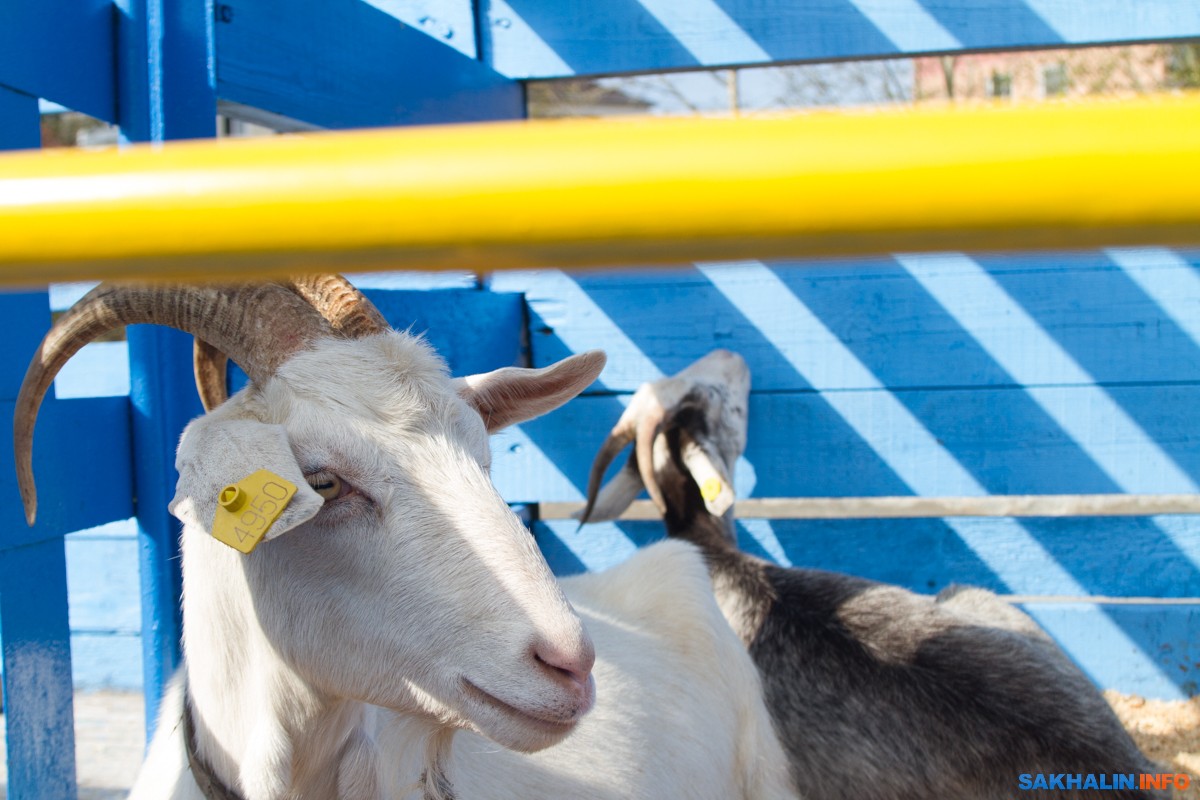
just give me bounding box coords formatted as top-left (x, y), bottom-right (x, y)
top-left (0, 691), bottom-right (145, 800)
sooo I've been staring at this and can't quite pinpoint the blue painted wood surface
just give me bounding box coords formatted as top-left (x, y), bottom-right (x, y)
top-left (0, 0), bottom-right (114, 121)
top-left (117, 0), bottom-right (219, 738)
top-left (491, 251), bottom-right (1200, 392)
top-left (362, 288), bottom-right (526, 375)
top-left (481, 0), bottom-right (1200, 78)
top-left (215, 0), bottom-right (524, 129)
top-left (129, 328), bottom-right (203, 737)
top-left (0, 540), bottom-right (78, 798)
top-left (362, 0), bottom-right (481, 58)
top-left (0, 87), bottom-right (81, 798)
top-left (534, 515), bottom-right (1200, 599)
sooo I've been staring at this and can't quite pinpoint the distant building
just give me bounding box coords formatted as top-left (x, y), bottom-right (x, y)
top-left (912, 44), bottom-right (1171, 103)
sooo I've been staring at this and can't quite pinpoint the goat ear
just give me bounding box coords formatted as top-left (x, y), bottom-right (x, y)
top-left (678, 430), bottom-right (737, 517)
top-left (170, 417), bottom-right (324, 547)
top-left (454, 350), bottom-right (606, 433)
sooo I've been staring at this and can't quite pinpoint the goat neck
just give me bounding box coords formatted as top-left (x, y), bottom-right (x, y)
top-left (654, 427), bottom-right (775, 647)
top-left (179, 527), bottom-right (376, 800)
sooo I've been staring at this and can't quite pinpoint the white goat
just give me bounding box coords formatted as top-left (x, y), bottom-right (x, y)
top-left (15, 280), bottom-right (795, 800)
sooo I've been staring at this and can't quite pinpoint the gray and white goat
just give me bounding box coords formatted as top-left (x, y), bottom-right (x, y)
top-left (17, 282), bottom-right (796, 800)
top-left (580, 349), bottom-right (1165, 800)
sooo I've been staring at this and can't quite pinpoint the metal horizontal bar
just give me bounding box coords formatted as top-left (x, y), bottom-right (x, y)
top-left (1, 95), bottom-right (1199, 284)
top-left (541, 493), bottom-right (1200, 521)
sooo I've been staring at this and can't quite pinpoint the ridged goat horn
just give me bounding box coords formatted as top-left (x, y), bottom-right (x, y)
top-left (16, 282), bottom-right (335, 525)
top-left (193, 338), bottom-right (229, 413)
top-left (634, 401), bottom-right (668, 514)
top-left (193, 274), bottom-right (388, 411)
top-left (579, 416), bottom-right (639, 524)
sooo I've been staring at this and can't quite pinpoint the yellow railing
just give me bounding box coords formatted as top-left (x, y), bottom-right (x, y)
top-left (1, 94), bottom-right (1199, 285)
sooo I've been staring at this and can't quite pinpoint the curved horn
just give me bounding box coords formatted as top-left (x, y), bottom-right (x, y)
top-left (286, 274), bottom-right (388, 338)
top-left (578, 418), bottom-right (638, 524)
top-left (17, 282), bottom-right (334, 525)
top-left (193, 338), bottom-right (229, 413)
top-left (634, 400), bottom-right (668, 514)
top-left (193, 274), bottom-right (387, 411)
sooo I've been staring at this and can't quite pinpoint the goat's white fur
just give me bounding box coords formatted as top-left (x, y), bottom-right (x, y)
top-left (129, 332), bottom-right (795, 800)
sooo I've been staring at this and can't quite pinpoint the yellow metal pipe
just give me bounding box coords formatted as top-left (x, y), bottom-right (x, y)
top-left (1, 95), bottom-right (1199, 285)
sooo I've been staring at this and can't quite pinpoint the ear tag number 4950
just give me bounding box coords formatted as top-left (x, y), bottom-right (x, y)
top-left (212, 470), bottom-right (297, 554)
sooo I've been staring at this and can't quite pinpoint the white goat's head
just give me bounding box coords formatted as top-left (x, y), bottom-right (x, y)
top-left (579, 349), bottom-right (750, 526)
top-left (15, 278), bottom-right (602, 752)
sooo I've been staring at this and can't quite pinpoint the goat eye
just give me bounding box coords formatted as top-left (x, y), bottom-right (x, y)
top-left (305, 471), bottom-right (345, 502)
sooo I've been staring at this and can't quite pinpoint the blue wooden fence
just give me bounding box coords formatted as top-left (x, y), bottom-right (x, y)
top-left (2, 1), bottom-right (1199, 796)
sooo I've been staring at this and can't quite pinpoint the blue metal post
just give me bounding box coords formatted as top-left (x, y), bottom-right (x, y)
top-left (116, 0), bottom-right (216, 736)
top-left (0, 84), bottom-right (78, 799)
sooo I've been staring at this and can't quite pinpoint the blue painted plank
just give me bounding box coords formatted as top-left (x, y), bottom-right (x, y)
top-left (117, 0), bottom-right (216, 736)
top-left (228, 288), bottom-right (525, 395)
top-left (361, 0), bottom-right (480, 58)
top-left (128, 327), bottom-right (203, 736)
top-left (492, 388), bottom-right (1200, 502)
top-left (481, 0), bottom-right (1200, 79)
top-left (533, 514), bottom-right (1200, 598)
top-left (0, 539), bottom-right (78, 799)
top-left (363, 288), bottom-right (526, 374)
top-left (494, 252), bottom-right (1200, 393)
top-left (115, 0), bottom-right (216, 142)
top-left (0, 290), bottom-right (52, 401)
top-left (0, 0), bottom-right (115, 120)
top-left (0, 397), bottom-right (134, 549)
top-left (0, 87), bottom-right (41, 150)
top-left (215, 0), bottom-right (524, 129)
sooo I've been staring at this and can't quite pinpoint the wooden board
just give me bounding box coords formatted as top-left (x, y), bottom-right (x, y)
top-left (532, 516), bottom-right (1200, 598)
top-left (0, 0), bottom-right (114, 121)
top-left (492, 251), bottom-right (1200, 392)
top-left (481, 0), bottom-right (1200, 79)
top-left (216, 0), bottom-right (523, 129)
top-left (491, 387), bottom-right (1200, 502)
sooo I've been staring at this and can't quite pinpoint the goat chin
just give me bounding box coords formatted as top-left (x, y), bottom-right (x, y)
top-left (373, 540), bottom-right (797, 800)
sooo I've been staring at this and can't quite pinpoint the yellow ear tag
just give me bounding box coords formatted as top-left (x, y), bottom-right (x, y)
top-left (700, 477), bottom-right (723, 503)
top-left (211, 470), bottom-right (297, 554)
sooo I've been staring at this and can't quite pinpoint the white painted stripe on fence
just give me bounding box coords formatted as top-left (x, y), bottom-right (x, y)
top-left (637, 0), bottom-right (772, 64)
top-left (699, 261), bottom-right (1084, 587)
top-left (483, 0), bottom-right (573, 75)
top-left (1107, 247), bottom-right (1200, 352)
top-left (848, 0), bottom-right (962, 51)
top-left (900, 252), bottom-right (1199, 496)
top-left (700, 261), bottom-right (986, 493)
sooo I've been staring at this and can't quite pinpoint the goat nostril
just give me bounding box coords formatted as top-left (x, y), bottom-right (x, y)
top-left (533, 640), bottom-right (595, 688)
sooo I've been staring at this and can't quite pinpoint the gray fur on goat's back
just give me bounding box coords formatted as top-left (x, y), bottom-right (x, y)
top-left (744, 563), bottom-right (1165, 800)
top-left (650, 429), bottom-right (1165, 800)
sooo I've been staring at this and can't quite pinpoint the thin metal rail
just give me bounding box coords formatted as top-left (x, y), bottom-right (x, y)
top-left (539, 493), bottom-right (1200, 521)
top-left (1, 95), bottom-right (1199, 285)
